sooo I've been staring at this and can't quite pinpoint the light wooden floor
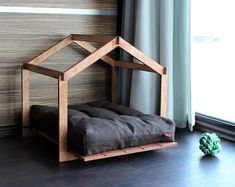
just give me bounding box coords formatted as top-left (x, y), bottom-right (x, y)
top-left (0, 129), bottom-right (234, 187)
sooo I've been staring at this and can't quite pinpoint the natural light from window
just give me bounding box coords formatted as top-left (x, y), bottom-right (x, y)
top-left (191, 0), bottom-right (235, 123)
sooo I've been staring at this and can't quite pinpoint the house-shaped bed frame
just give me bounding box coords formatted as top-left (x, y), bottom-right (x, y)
top-left (22, 34), bottom-right (177, 162)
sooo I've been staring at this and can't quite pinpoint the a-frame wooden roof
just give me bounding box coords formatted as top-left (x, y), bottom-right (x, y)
top-left (23, 34), bottom-right (167, 81)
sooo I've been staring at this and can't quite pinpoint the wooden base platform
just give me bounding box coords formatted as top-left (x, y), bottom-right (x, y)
top-left (74, 142), bottom-right (177, 162)
top-left (32, 128), bottom-right (177, 162)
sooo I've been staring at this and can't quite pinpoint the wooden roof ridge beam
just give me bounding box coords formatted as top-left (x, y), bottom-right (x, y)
top-left (118, 37), bottom-right (167, 75)
top-left (64, 37), bottom-right (118, 80)
top-left (73, 40), bottom-right (115, 66)
top-left (23, 63), bottom-right (63, 79)
top-left (72, 34), bottom-right (117, 43)
top-left (27, 35), bottom-right (73, 65)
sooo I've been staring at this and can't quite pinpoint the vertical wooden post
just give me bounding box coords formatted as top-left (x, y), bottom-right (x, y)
top-left (58, 76), bottom-right (68, 162)
top-left (111, 65), bottom-right (118, 104)
top-left (160, 73), bottom-right (168, 117)
top-left (22, 68), bottom-right (30, 137)
top-left (58, 76), bottom-right (77, 162)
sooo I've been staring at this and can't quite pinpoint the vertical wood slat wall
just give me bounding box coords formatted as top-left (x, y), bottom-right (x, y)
top-left (0, 1), bottom-right (117, 130)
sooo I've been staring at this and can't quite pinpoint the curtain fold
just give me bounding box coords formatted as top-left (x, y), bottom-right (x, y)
top-left (173, 0), bottom-right (193, 129)
top-left (130, 0), bottom-right (161, 114)
top-left (119, 0), bottom-right (193, 129)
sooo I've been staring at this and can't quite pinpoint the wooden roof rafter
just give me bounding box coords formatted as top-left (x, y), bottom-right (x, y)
top-left (27, 34), bottom-right (73, 66)
top-left (70, 34), bottom-right (167, 76)
top-left (63, 37), bottom-right (118, 80)
top-left (23, 34), bottom-right (166, 81)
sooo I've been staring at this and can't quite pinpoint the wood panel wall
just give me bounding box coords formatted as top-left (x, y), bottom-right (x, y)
top-left (0, 0), bottom-right (117, 9)
top-left (0, 1), bottom-right (117, 128)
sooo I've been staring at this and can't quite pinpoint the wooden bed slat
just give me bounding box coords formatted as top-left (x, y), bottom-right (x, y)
top-left (139, 144), bottom-right (161, 151)
top-left (77, 142), bottom-right (177, 162)
top-left (157, 142), bottom-right (177, 148)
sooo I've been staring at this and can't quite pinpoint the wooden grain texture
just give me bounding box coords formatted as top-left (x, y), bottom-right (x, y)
top-left (74, 40), bottom-right (115, 66)
top-left (0, 1), bottom-right (116, 127)
top-left (111, 66), bottom-right (118, 103)
top-left (118, 37), bottom-right (166, 75)
top-left (21, 69), bottom-right (30, 137)
top-left (115, 60), bottom-right (155, 72)
top-left (160, 74), bottom-right (168, 117)
top-left (27, 35), bottom-right (73, 65)
top-left (0, 0), bottom-right (117, 10)
top-left (77, 142), bottom-right (177, 162)
top-left (58, 77), bottom-right (78, 162)
top-left (72, 34), bottom-right (116, 43)
top-left (0, 14), bottom-right (116, 36)
top-left (64, 38), bottom-right (118, 80)
top-left (29, 64), bottom-right (111, 106)
top-left (23, 64), bottom-right (63, 79)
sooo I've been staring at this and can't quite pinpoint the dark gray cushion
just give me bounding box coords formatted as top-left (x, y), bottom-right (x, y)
top-left (30, 105), bottom-right (89, 137)
top-left (88, 100), bottom-right (144, 116)
top-left (30, 100), bottom-right (175, 156)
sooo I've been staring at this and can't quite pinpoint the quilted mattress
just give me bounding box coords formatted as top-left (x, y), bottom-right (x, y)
top-left (30, 100), bottom-right (175, 156)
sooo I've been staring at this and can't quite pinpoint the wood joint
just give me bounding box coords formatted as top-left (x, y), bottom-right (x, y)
top-left (163, 67), bottom-right (167, 74)
top-left (23, 64), bottom-right (63, 79)
top-left (116, 36), bottom-right (120, 44)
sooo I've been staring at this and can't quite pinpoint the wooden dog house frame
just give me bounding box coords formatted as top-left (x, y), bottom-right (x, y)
top-left (22, 34), bottom-right (177, 162)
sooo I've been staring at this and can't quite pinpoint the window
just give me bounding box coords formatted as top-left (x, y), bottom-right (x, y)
top-left (192, 0), bottom-right (235, 124)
